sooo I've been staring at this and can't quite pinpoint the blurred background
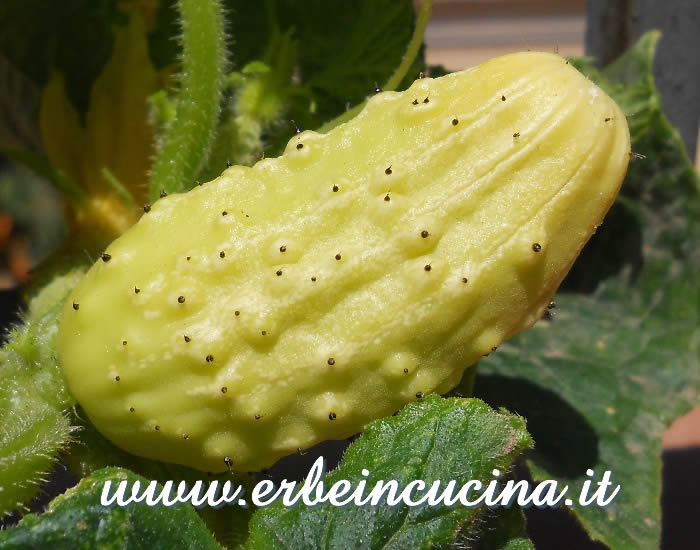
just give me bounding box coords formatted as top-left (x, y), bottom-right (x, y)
top-left (426, 0), bottom-right (587, 67)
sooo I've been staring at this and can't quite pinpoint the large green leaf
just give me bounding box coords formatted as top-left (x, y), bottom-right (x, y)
top-left (280, 0), bottom-right (417, 125)
top-left (0, 468), bottom-right (221, 549)
top-left (63, 416), bottom-right (255, 549)
top-left (475, 32), bottom-right (700, 549)
top-left (248, 396), bottom-right (533, 549)
top-left (462, 505), bottom-right (534, 550)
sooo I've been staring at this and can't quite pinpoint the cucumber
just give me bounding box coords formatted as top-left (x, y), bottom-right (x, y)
top-left (57, 52), bottom-right (630, 472)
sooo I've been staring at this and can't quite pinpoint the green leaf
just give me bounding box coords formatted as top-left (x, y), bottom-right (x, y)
top-left (248, 396), bottom-right (533, 549)
top-left (0, 270), bottom-right (84, 515)
top-left (316, 1), bottom-right (432, 134)
top-left (284, 0), bottom-right (417, 124)
top-left (458, 506), bottom-right (534, 550)
top-left (198, 0), bottom-right (426, 165)
top-left (156, 0), bottom-right (426, 170)
top-left (475, 32), bottom-right (700, 549)
top-left (64, 416), bottom-right (255, 549)
top-left (476, 282), bottom-right (700, 548)
top-left (0, 468), bottom-right (221, 549)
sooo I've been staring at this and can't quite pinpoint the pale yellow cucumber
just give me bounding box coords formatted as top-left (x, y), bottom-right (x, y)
top-left (57, 52), bottom-right (630, 472)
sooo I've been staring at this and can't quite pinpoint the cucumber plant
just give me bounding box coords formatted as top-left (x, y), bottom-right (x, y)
top-left (0, 1), bottom-right (698, 548)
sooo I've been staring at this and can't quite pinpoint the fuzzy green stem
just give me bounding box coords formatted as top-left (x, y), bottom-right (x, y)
top-left (0, 270), bottom-right (84, 515)
top-left (148, 0), bottom-right (227, 201)
top-left (318, 0), bottom-right (433, 134)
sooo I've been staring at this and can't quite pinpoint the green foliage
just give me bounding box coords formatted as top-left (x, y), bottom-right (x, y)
top-left (146, 0), bottom-right (425, 198)
top-left (462, 506), bottom-right (534, 550)
top-left (316, 0), bottom-right (433, 133)
top-left (143, 0), bottom-right (425, 197)
top-left (248, 396), bottom-right (533, 549)
top-left (278, 0), bottom-right (424, 130)
top-left (0, 270), bottom-right (84, 515)
top-left (64, 418), bottom-right (255, 548)
top-left (0, 468), bottom-right (222, 549)
top-left (201, 0), bottom-right (425, 172)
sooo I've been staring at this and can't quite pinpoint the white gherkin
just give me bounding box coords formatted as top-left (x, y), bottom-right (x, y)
top-left (58, 52), bottom-right (630, 472)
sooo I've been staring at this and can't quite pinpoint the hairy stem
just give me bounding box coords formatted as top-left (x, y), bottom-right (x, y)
top-left (148, 0), bottom-right (228, 201)
top-left (0, 270), bottom-right (84, 515)
top-left (318, 0), bottom-right (433, 133)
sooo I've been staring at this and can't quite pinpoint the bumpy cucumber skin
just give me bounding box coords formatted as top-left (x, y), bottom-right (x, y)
top-left (57, 52), bottom-right (630, 472)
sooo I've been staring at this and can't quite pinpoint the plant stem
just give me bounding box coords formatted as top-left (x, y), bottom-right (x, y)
top-left (318, 0), bottom-right (433, 134)
top-left (148, 0), bottom-right (227, 201)
top-left (454, 363), bottom-right (479, 398)
top-left (383, 0), bottom-right (433, 91)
